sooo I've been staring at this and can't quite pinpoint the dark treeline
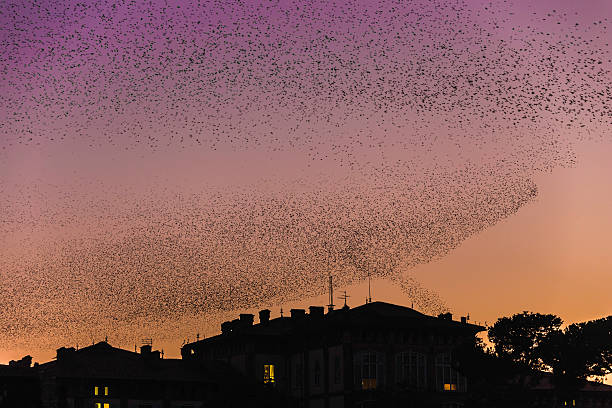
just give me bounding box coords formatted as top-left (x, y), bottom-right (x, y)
top-left (456, 312), bottom-right (612, 407)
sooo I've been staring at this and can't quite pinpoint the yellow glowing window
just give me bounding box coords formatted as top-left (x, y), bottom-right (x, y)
top-left (104, 386), bottom-right (108, 396)
top-left (362, 378), bottom-right (377, 390)
top-left (103, 404), bottom-right (110, 408)
top-left (94, 386), bottom-right (99, 395)
top-left (573, 400), bottom-right (576, 407)
top-left (263, 364), bottom-right (275, 384)
top-left (443, 383), bottom-right (457, 391)
top-left (96, 404), bottom-right (101, 408)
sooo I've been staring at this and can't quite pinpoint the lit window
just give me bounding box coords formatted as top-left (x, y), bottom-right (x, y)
top-left (264, 364), bottom-right (275, 384)
top-left (362, 378), bottom-right (377, 390)
top-left (104, 386), bottom-right (108, 396)
top-left (572, 400), bottom-right (575, 407)
top-left (96, 404), bottom-right (101, 408)
top-left (436, 352), bottom-right (466, 392)
top-left (354, 351), bottom-right (383, 390)
top-left (103, 404), bottom-right (110, 408)
top-left (94, 386), bottom-right (99, 395)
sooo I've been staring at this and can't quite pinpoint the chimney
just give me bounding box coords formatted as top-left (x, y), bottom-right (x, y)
top-left (437, 312), bottom-right (453, 321)
top-left (140, 344), bottom-right (152, 355)
top-left (290, 309), bottom-right (306, 319)
top-left (56, 347), bottom-right (76, 360)
top-left (309, 306), bottom-right (324, 318)
top-left (9, 355), bottom-right (32, 368)
top-left (259, 309), bottom-right (271, 324)
top-left (240, 313), bottom-right (254, 326)
top-left (230, 318), bottom-right (240, 331)
top-left (461, 316), bottom-right (467, 324)
top-left (221, 321), bottom-right (232, 334)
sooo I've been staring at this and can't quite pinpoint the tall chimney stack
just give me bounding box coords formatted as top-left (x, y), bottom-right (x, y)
top-left (259, 309), bottom-right (271, 324)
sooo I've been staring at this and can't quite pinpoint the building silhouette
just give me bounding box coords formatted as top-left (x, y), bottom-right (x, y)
top-left (182, 301), bottom-right (484, 408)
top-left (32, 341), bottom-right (283, 408)
top-left (0, 356), bottom-right (39, 408)
top-left (2, 300), bottom-right (610, 407)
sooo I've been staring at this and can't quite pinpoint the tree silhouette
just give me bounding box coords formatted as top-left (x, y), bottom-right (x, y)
top-left (488, 311), bottom-right (562, 370)
top-left (454, 337), bottom-right (532, 408)
top-left (539, 315), bottom-right (612, 401)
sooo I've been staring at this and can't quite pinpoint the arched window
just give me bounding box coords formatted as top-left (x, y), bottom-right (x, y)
top-left (435, 352), bottom-right (467, 392)
top-left (395, 351), bottom-right (427, 388)
top-left (354, 351), bottom-right (384, 390)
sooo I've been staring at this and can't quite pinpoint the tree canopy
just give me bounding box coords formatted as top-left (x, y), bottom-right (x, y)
top-left (488, 311), bottom-right (562, 370)
top-left (540, 315), bottom-right (612, 385)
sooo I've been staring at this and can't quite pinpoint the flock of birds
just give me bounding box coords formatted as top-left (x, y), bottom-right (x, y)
top-left (0, 0), bottom-right (610, 355)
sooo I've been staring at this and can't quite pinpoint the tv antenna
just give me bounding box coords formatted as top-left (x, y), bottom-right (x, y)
top-left (327, 275), bottom-right (335, 312)
top-left (367, 270), bottom-right (372, 303)
top-left (339, 291), bottom-right (350, 307)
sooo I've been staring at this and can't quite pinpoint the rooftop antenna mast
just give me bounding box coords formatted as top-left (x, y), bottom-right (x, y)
top-left (327, 275), bottom-right (335, 312)
top-left (367, 270), bottom-right (372, 304)
top-left (339, 291), bottom-right (350, 307)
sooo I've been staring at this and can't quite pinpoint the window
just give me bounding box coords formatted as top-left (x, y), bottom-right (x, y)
top-left (96, 404), bottom-right (101, 408)
top-left (295, 360), bottom-right (303, 388)
top-left (396, 351), bottom-right (427, 388)
top-left (334, 356), bottom-right (341, 384)
top-left (264, 364), bottom-right (275, 384)
top-left (103, 404), bottom-right (110, 408)
top-left (94, 386), bottom-right (99, 396)
top-left (354, 351), bottom-right (384, 390)
top-left (104, 386), bottom-right (109, 396)
top-left (435, 352), bottom-right (467, 392)
top-left (314, 360), bottom-right (321, 386)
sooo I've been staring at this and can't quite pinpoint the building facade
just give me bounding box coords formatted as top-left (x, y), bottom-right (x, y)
top-left (35, 341), bottom-right (273, 408)
top-left (182, 301), bottom-right (485, 408)
top-left (0, 356), bottom-right (40, 408)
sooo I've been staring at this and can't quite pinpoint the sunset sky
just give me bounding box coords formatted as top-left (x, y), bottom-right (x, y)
top-left (0, 0), bottom-right (610, 383)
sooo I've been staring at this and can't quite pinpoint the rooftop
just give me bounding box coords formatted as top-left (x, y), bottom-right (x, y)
top-left (184, 301), bottom-right (484, 349)
top-left (39, 341), bottom-right (237, 381)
